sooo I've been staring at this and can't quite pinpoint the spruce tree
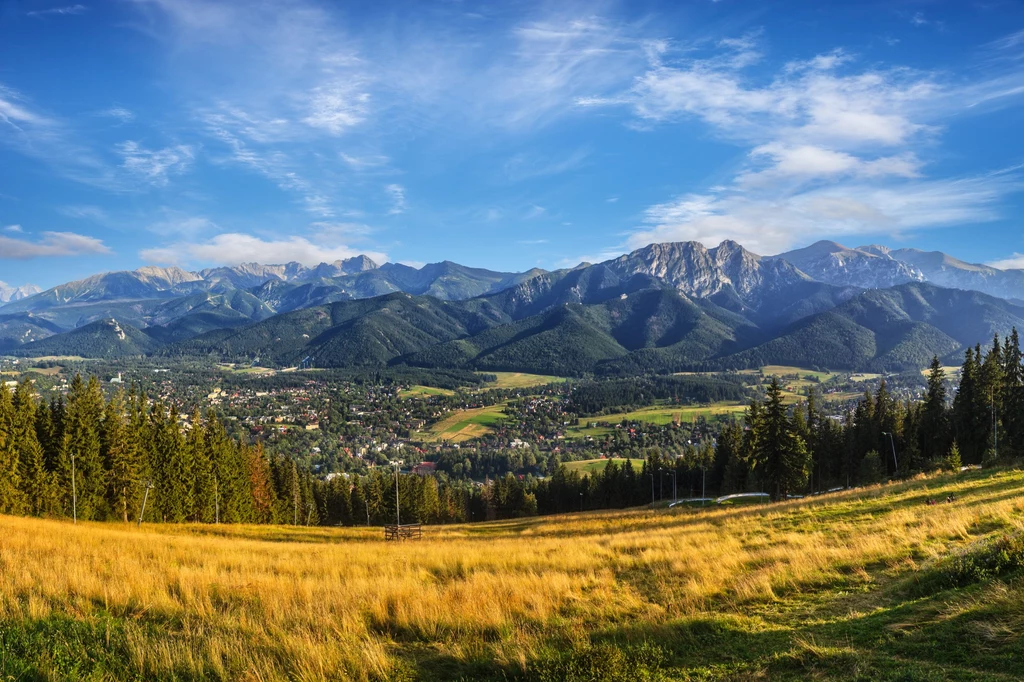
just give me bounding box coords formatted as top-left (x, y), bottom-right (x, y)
top-left (0, 383), bottom-right (25, 514)
top-left (13, 380), bottom-right (49, 516)
top-left (63, 375), bottom-right (107, 520)
top-left (1002, 329), bottom-right (1024, 456)
top-left (102, 390), bottom-right (140, 522)
top-left (752, 378), bottom-right (811, 500)
top-left (921, 357), bottom-right (950, 463)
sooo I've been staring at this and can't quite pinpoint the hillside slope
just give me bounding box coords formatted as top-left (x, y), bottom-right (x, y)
top-left (2, 468), bottom-right (1023, 680)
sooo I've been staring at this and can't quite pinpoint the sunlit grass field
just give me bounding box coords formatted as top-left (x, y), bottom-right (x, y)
top-left (419, 403), bottom-right (507, 442)
top-left (478, 371), bottom-right (569, 389)
top-left (562, 457), bottom-right (647, 475)
top-left (3, 468), bottom-right (1024, 680)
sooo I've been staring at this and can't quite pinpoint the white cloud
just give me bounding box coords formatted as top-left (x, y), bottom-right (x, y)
top-left (100, 107), bottom-right (134, 122)
top-left (57, 205), bottom-right (108, 222)
top-left (488, 15), bottom-right (651, 128)
top-left (140, 232), bottom-right (387, 267)
top-left (4, 224), bottom-right (23, 233)
top-left (0, 231), bottom-right (111, 259)
top-left (524, 204), bottom-right (547, 220)
top-left (303, 80), bottom-right (370, 135)
top-left (632, 174), bottom-right (1014, 255)
top-left (147, 215), bottom-right (216, 237)
top-left (117, 140), bottom-right (195, 186)
top-left (987, 254), bottom-right (1024, 270)
top-left (385, 184), bottom-right (406, 215)
top-left (571, 35), bottom-right (1024, 255)
top-left (504, 147), bottom-right (590, 181)
top-left (340, 152), bottom-right (389, 169)
top-left (27, 4), bottom-right (86, 18)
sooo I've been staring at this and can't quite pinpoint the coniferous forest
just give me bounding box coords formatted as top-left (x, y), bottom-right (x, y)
top-left (1, 331), bottom-right (1022, 526)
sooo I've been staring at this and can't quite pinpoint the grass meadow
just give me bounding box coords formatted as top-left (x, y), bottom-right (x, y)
top-left (3, 468), bottom-right (1024, 680)
top-left (419, 403), bottom-right (507, 442)
top-left (561, 457), bottom-right (648, 475)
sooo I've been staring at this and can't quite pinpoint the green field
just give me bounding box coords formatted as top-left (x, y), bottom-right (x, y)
top-left (420, 403), bottom-right (507, 442)
top-left (399, 385), bottom-right (456, 398)
top-left (478, 371), bottom-right (569, 389)
top-left (566, 402), bottom-right (747, 438)
top-left (563, 457), bottom-right (647, 475)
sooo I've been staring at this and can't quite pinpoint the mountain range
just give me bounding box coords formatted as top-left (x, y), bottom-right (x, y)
top-left (4, 239), bottom-right (1024, 374)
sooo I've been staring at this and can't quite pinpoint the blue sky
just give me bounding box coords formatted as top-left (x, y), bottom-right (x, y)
top-left (1, 0), bottom-right (1023, 289)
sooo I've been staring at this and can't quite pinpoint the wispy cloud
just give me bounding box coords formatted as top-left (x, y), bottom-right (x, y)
top-left (27, 4), bottom-right (87, 18)
top-left (633, 174), bottom-right (1015, 255)
top-left (524, 204), bottom-right (547, 220)
top-left (303, 79), bottom-right (371, 135)
top-left (0, 231), bottom-right (111, 259)
top-left (504, 147), bottom-right (590, 182)
top-left (99, 107), bottom-right (135, 123)
top-left (57, 205), bottom-right (108, 222)
top-left (488, 15), bottom-right (651, 129)
top-left (576, 32), bottom-right (1024, 254)
top-left (385, 184), bottom-right (406, 215)
top-left (140, 232), bottom-right (386, 267)
top-left (116, 140), bottom-right (195, 186)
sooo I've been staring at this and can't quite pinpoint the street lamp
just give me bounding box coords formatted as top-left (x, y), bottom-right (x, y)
top-left (71, 451), bottom-right (77, 524)
top-left (390, 461), bottom-right (401, 526)
top-left (881, 432), bottom-right (899, 476)
top-left (665, 470), bottom-right (677, 505)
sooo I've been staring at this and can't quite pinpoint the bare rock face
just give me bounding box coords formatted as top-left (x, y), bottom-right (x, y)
top-left (602, 240), bottom-right (809, 307)
top-left (771, 241), bottom-right (925, 289)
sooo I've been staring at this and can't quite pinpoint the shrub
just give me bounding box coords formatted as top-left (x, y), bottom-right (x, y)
top-left (528, 642), bottom-right (668, 682)
top-left (937, 530), bottom-right (1024, 588)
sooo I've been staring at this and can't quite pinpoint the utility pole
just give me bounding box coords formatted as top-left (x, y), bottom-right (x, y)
top-left (650, 472), bottom-right (655, 506)
top-left (214, 477), bottom-right (219, 525)
top-left (702, 465), bottom-right (706, 506)
top-left (138, 480), bottom-right (153, 526)
top-left (71, 451), bottom-right (77, 524)
top-left (882, 432), bottom-right (899, 476)
top-left (393, 461), bottom-right (401, 526)
top-left (993, 390), bottom-right (998, 460)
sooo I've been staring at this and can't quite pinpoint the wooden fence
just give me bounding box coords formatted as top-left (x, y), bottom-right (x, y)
top-left (384, 523), bottom-right (423, 541)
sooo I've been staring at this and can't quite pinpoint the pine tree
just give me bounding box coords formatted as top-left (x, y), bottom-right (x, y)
top-left (63, 375), bottom-right (107, 520)
top-left (0, 382), bottom-right (26, 514)
top-left (921, 356), bottom-right (950, 463)
top-left (751, 378), bottom-right (811, 500)
top-left (1001, 329), bottom-right (1024, 457)
top-left (945, 440), bottom-right (962, 472)
top-left (150, 404), bottom-right (190, 522)
top-left (102, 390), bottom-right (140, 522)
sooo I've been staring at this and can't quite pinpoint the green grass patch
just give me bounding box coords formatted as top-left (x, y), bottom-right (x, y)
top-left (478, 372), bottom-right (569, 389)
top-left (399, 385), bottom-right (456, 399)
top-left (562, 458), bottom-right (647, 475)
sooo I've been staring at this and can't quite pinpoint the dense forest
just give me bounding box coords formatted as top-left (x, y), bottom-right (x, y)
top-left (1, 330), bottom-right (1021, 526)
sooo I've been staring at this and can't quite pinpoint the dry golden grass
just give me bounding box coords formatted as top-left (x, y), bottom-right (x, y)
top-left (2, 469), bottom-right (1023, 680)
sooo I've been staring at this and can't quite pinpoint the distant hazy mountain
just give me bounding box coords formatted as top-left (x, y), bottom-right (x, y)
top-left (0, 257), bottom-right (543, 344)
top-left (0, 281), bottom-right (41, 303)
top-left (772, 241), bottom-right (925, 289)
top-left (722, 283), bottom-right (1024, 372)
top-left (882, 248), bottom-right (1024, 302)
top-left (12, 238), bottom-right (1024, 372)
